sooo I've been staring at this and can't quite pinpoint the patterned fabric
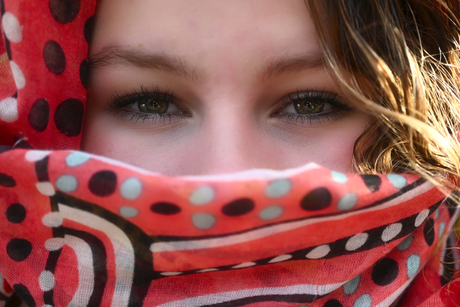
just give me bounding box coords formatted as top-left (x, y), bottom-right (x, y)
top-left (0, 1), bottom-right (459, 306)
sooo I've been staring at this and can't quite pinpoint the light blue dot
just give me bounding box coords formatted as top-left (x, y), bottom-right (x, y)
top-left (331, 171), bottom-right (348, 183)
top-left (192, 213), bottom-right (216, 230)
top-left (397, 234), bottom-right (413, 251)
top-left (353, 294), bottom-right (372, 307)
top-left (343, 274), bottom-right (360, 295)
top-left (120, 178), bottom-right (142, 200)
top-left (259, 205), bottom-right (283, 221)
top-left (435, 208), bottom-right (440, 219)
top-left (189, 186), bottom-right (215, 205)
top-left (387, 174), bottom-right (407, 189)
top-left (407, 254), bottom-right (421, 278)
top-left (65, 152), bottom-right (91, 167)
top-left (265, 180), bottom-right (292, 198)
top-left (119, 206), bottom-right (139, 218)
top-left (337, 193), bottom-right (358, 210)
top-left (439, 222), bottom-right (446, 240)
top-left (55, 175), bottom-right (78, 192)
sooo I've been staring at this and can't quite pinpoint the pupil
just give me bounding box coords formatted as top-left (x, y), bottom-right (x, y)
top-left (295, 100), bottom-right (324, 114)
top-left (138, 98), bottom-right (169, 114)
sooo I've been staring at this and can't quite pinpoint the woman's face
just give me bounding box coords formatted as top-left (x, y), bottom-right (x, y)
top-left (82, 0), bottom-right (372, 176)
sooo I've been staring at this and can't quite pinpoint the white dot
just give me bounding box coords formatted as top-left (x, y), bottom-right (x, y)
top-left (36, 182), bottom-right (55, 196)
top-left (25, 150), bottom-right (51, 162)
top-left (0, 97), bottom-right (18, 122)
top-left (337, 193), bottom-right (358, 210)
top-left (119, 206), bottom-right (139, 218)
top-left (45, 238), bottom-right (64, 251)
top-left (2, 12), bottom-right (22, 43)
top-left (381, 223), bottom-right (403, 242)
top-left (346, 233), bottom-right (368, 251)
top-left (232, 262), bottom-right (256, 269)
top-left (387, 174), bottom-right (407, 189)
top-left (331, 171), bottom-right (348, 183)
top-left (39, 271), bottom-right (55, 292)
top-left (42, 212), bottom-right (63, 228)
top-left (259, 205), bottom-right (283, 221)
top-left (120, 178), bottom-right (142, 200)
top-left (268, 254), bottom-right (292, 263)
top-left (189, 186), bottom-right (215, 205)
top-left (197, 268), bottom-right (219, 273)
top-left (265, 180), bottom-right (292, 198)
top-left (55, 175), bottom-right (78, 192)
top-left (10, 61), bottom-right (25, 90)
top-left (306, 245), bottom-right (330, 259)
top-left (192, 213), bottom-right (216, 230)
top-left (415, 209), bottom-right (430, 227)
top-left (160, 272), bottom-right (182, 276)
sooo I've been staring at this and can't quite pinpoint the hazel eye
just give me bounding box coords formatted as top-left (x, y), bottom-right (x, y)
top-left (294, 100), bottom-right (325, 114)
top-left (138, 98), bottom-right (169, 114)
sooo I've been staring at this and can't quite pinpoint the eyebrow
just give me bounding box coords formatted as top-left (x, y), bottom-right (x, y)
top-left (89, 44), bottom-right (325, 82)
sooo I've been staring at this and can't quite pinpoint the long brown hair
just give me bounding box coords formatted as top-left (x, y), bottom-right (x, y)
top-left (307, 0), bottom-right (460, 193)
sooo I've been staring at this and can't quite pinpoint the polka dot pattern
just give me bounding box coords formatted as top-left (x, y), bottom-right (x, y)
top-left (345, 233), bottom-right (368, 251)
top-left (323, 299), bottom-right (343, 307)
top-left (0, 97), bottom-right (19, 122)
top-left (353, 294), bottom-right (372, 307)
top-left (414, 209), bottom-right (430, 227)
top-left (265, 179), bottom-right (292, 198)
top-left (306, 245), bottom-right (330, 259)
top-left (79, 59), bottom-right (89, 89)
top-left (331, 171), bottom-right (348, 183)
top-left (268, 254), bottom-right (292, 263)
top-left (300, 188), bottom-right (331, 211)
top-left (192, 213), bottom-right (216, 230)
top-left (2, 12), bottom-right (22, 43)
top-left (65, 152), bottom-right (90, 167)
top-left (55, 175), bottom-right (78, 192)
top-left (84, 15), bottom-right (94, 42)
top-left (343, 275), bottom-right (360, 295)
top-left (28, 99), bottom-right (49, 132)
top-left (0, 173), bottom-right (16, 187)
top-left (371, 258), bottom-right (399, 286)
top-left (406, 254), bottom-right (420, 278)
top-left (119, 206), bottom-right (139, 218)
top-left (88, 170), bottom-right (117, 197)
top-left (381, 223), bottom-right (402, 242)
top-left (6, 203), bottom-right (26, 223)
top-left (13, 284), bottom-right (35, 307)
top-left (360, 175), bottom-right (382, 192)
top-left (151, 202), bottom-right (181, 215)
top-left (397, 235), bottom-right (413, 251)
top-left (35, 182), bottom-right (55, 196)
top-left (49, 0), bottom-right (81, 24)
top-left (54, 99), bottom-right (84, 136)
top-left (259, 205), bottom-right (283, 220)
top-left (222, 198), bottom-right (255, 216)
top-left (42, 212), bottom-right (63, 228)
top-left (387, 174), bottom-right (406, 188)
top-left (45, 238), bottom-right (64, 251)
top-left (43, 41), bottom-right (66, 75)
top-left (337, 193), bottom-right (358, 210)
top-left (7, 239), bottom-right (32, 262)
top-left (10, 61), bottom-right (25, 89)
top-left (189, 186), bottom-right (215, 205)
top-left (120, 178), bottom-right (142, 200)
top-left (24, 150), bottom-right (50, 162)
top-left (38, 271), bottom-right (55, 292)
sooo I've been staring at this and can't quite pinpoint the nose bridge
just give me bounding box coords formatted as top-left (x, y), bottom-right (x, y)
top-left (196, 103), bottom-right (259, 175)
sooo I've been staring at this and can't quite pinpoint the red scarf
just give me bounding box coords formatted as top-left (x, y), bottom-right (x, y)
top-left (1, 1), bottom-right (459, 306)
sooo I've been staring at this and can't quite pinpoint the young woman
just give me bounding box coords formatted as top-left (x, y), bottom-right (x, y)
top-left (0, 0), bottom-right (459, 306)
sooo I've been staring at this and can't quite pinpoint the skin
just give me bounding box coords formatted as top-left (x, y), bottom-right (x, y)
top-left (82, 0), bottom-right (372, 176)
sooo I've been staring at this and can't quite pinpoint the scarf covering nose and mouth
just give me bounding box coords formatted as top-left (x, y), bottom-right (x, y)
top-left (0, 1), bottom-right (460, 306)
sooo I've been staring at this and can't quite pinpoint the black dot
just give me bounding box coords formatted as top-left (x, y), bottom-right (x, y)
top-left (222, 198), bottom-right (255, 216)
top-left (150, 202), bottom-right (181, 215)
top-left (84, 15), bottom-right (94, 43)
top-left (49, 0), bottom-right (81, 24)
top-left (372, 257), bottom-right (399, 286)
top-left (80, 59), bottom-right (89, 89)
top-left (424, 218), bottom-right (435, 246)
top-left (6, 203), bottom-right (26, 224)
top-left (7, 239), bottom-right (32, 262)
top-left (300, 188), bottom-right (332, 211)
top-left (54, 99), bottom-right (84, 137)
top-left (28, 99), bottom-right (49, 132)
top-left (361, 175), bottom-right (382, 192)
top-left (323, 299), bottom-right (343, 307)
top-left (0, 173), bottom-right (16, 187)
top-left (88, 170), bottom-right (117, 197)
top-left (43, 40), bottom-right (66, 75)
top-left (13, 284), bottom-right (36, 307)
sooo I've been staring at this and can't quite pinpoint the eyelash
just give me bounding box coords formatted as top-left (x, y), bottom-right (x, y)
top-left (274, 90), bottom-right (353, 125)
top-left (107, 86), bottom-right (353, 125)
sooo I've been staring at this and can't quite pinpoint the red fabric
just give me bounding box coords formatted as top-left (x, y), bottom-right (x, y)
top-left (0, 1), bottom-right (460, 306)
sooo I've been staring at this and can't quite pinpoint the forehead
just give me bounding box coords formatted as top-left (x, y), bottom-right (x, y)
top-left (91, 0), bottom-right (319, 61)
